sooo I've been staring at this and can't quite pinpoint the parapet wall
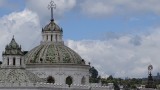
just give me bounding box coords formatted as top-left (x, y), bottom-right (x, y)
top-left (0, 82), bottom-right (114, 90)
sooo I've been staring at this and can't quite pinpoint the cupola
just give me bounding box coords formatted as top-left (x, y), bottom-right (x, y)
top-left (2, 36), bottom-right (25, 68)
top-left (41, 0), bottom-right (63, 44)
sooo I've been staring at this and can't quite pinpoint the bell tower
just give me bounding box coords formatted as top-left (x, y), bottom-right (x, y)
top-left (2, 36), bottom-right (25, 68)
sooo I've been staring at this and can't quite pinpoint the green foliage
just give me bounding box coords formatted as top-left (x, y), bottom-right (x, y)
top-left (89, 67), bottom-right (98, 78)
top-left (89, 67), bottom-right (101, 83)
top-left (66, 76), bottom-right (73, 87)
top-left (101, 75), bottom-right (144, 89)
top-left (89, 76), bottom-right (101, 83)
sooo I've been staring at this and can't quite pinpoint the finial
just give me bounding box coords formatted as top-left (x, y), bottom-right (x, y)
top-left (48, 0), bottom-right (56, 21)
top-left (12, 35), bottom-right (15, 40)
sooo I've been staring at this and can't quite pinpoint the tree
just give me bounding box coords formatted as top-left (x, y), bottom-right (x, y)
top-left (107, 75), bottom-right (113, 80)
top-left (89, 67), bottom-right (98, 78)
top-left (89, 67), bottom-right (99, 83)
top-left (66, 76), bottom-right (73, 87)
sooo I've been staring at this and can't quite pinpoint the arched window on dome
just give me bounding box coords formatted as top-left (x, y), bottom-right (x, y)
top-left (40, 58), bottom-right (43, 63)
top-left (65, 76), bottom-right (73, 87)
top-left (47, 76), bottom-right (55, 84)
top-left (81, 76), bottom-right (86, 85)
top-left (13, 57), bottom-right (16, 65)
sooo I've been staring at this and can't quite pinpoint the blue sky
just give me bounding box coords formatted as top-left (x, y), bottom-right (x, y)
top-left (1, 0), bottom-right (160, 78)
top-left (1, 0), bottom-right (160, 40)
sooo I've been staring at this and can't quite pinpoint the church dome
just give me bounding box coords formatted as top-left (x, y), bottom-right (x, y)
top-left (25, 3), bottom-right (85, 65)
top-left (25, 43), bottom-right (84, 65)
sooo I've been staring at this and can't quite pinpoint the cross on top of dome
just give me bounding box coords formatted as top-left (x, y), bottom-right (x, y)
top-left (48, 0), bottom-right (56, 21)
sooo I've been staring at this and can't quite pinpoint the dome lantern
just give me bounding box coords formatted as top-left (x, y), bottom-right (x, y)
top-left (41, 0), bottom-right (63, 44)
top-left (2, 36), bottom-right (25, 69)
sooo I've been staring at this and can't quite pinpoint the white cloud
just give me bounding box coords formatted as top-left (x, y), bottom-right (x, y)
top-left (80, 0), bottom-right (160, 17)
top-left (66, 28), bottom-right (160, 78)
top-left (0, 9), bottom-right (41, 60)
top-left (26, 0), bottom-right (76, 25)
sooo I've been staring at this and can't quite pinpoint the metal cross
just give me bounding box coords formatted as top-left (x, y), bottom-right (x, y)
top-left (48, 0), bottom-right (56, 21)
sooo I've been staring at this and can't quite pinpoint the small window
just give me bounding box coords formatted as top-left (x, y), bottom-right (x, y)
top-left (81, 76), bottom-right (86, 85)
top-left (7, 57), bottom-right (9, 65)
top-left (47, 76), bottom-right (55, 84)
top-left (51, 35), bottom-right (53, 41)
top-left (40, 58), bottom-right (43, 63)
top-left (13, 57), bottom-right (16, 65)
top-left (55, 34), bottom-right (57, 42)
top-left (47, 35), bottom-right (48, 41)
top-left (20, 58), bottom-right (22, 65)
top-left (66, 76), bottom-right (73, 87)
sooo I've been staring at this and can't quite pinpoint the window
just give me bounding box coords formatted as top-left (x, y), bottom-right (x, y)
top-left (40, 58), bottom-right (43, 63)
top-left (66, 76), bottom-right (73, 87)
top-left (7, 57), bottom-right (9, 65)
top-left (20, 58), bottom-right (22, 65)
top-left (81, 76), bottom-right (86, 85)
top-left (47, 35), bottom-right (48, 41)
top-left (13, 57), bottom-right (16, 65)
top-left (55, 34), bottom-right (57, 42)
top-left (51, 35), bottom-right (53, 41)
top-left (47, 76), bottom-right (55, 84)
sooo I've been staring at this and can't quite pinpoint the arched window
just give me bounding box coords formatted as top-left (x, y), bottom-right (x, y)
top-left (13, 57), bottom-right (16, 65)
top-left (40, 58), bottom-right (43, 63)
top-left (81, 76), bottom-right (86, 85)
top-left (66, 76), bottom-right (73, 87)
top-left (51, 35), bottom-right (53, 41)
top-left (47, 35), bottom-right (48, 41)
top-left (47, 76), bottom-right (55, 84)
top-left (20, 58), bottom-right (22, 65)
top-left (55, 34), bottom-right (57, 42)
top-left (7, 57), bottom-right (9, 65)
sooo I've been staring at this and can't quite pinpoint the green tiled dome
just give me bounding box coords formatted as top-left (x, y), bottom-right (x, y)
top-left (25, 43), bottom-right (84, 65)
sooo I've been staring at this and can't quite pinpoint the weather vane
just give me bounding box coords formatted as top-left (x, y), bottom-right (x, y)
top-left (48, 0), bottom-right (56, 21)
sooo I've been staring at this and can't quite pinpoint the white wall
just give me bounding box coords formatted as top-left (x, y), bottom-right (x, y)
top-left (1, 55), bottom-right (25, 68)
top-left (26, 64), bottom-right (90, 85)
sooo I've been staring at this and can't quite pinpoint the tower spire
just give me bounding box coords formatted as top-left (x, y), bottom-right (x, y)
top-left (48, 0), bottom-right (56, 21)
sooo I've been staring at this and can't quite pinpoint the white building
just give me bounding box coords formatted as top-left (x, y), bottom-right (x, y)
top-left (0, 1), bottom-right (113, 90)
